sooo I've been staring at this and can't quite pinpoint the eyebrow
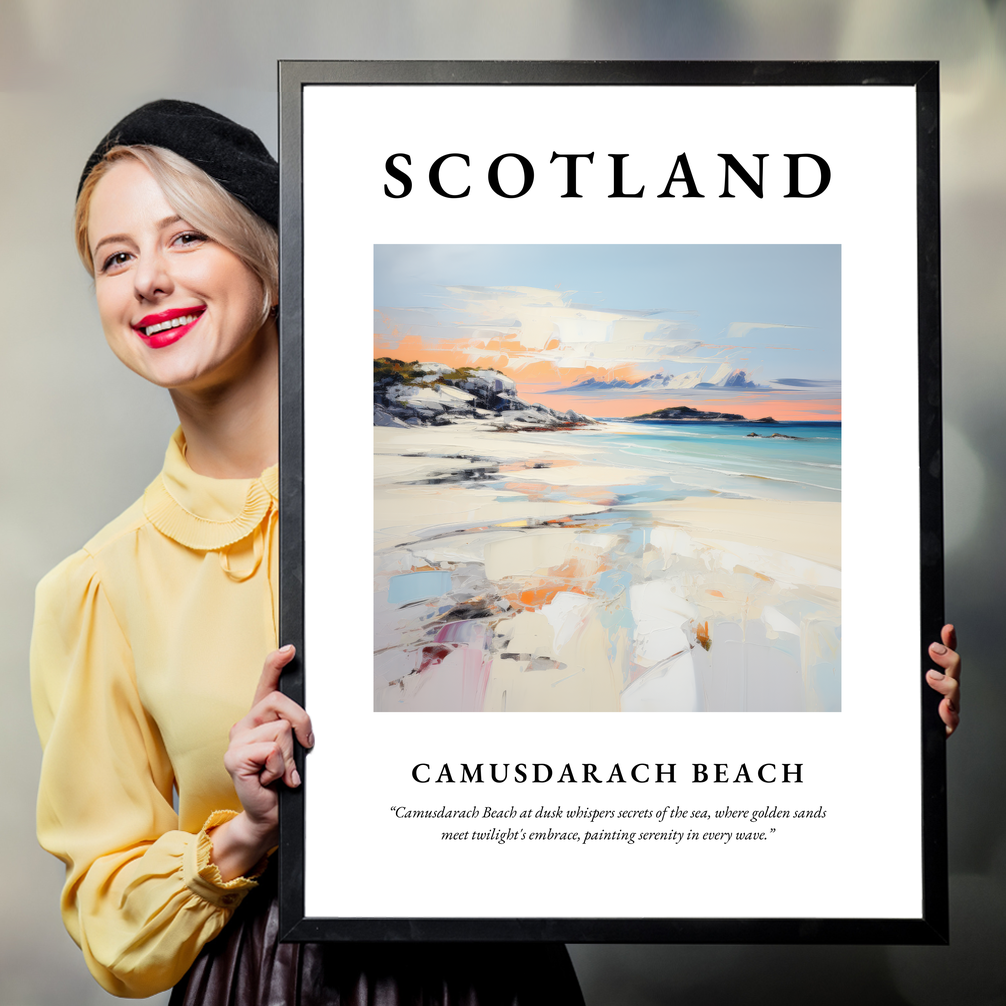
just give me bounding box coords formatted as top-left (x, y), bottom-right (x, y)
top-left (91, 215), bottom-right (185, 258)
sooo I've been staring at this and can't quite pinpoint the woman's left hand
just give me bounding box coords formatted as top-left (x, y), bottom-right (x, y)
top-left (926, 624), bottom-right (961, 737)
top-left (209, 645), bottom-right (313, 881)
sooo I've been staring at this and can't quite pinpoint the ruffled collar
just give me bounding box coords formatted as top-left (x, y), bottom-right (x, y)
top-left (143, 428), bottom-right (278, 551)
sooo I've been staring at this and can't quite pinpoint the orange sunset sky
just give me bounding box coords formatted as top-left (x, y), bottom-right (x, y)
top-left (374, 330), bottom-right (838, 421)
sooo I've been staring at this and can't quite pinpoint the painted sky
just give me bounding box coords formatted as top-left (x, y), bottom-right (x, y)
top-left (374, 245), bottom-right (840, 421)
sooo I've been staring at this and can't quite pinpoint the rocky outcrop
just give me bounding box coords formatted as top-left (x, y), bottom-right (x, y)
top-left (374, 359), bottom-right (597, 430)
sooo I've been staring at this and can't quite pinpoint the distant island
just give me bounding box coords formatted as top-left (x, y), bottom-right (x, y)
top-left (549, 368), bottom-right (762, 394)
top-left (374, 359), bottom-right (597, 431)
top-left (627, 405), bottom-right (777, 423)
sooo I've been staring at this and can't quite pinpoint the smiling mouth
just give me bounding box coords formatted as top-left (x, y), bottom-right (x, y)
top-left (142, 313), bottom-right (199, 337)
top-left (134, 307), bottom-right (206, 338)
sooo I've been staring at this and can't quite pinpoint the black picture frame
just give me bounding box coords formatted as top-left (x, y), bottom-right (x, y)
top-left (277, 60), bottom-right (945, 944)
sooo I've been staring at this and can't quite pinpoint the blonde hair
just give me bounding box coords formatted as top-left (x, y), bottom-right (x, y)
top-left (75, 145), bottom-right (278, 322)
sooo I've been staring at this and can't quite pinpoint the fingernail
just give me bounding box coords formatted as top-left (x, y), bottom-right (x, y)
top-left (928, 669), bottom-right (944, 679)
top-left (931, 643), bottom-right (947, 655)
top-left (292, 768), bottom-right (301, 787)
top-left (306, 732), bottom-right (315, 748)
top-left (280, 644), bottom-right (295, 654)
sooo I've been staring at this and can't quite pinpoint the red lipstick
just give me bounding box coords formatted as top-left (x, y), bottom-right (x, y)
top-left (132, 306), bottom-right (205, 349)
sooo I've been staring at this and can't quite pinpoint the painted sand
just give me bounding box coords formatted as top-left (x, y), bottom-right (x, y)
top-left (375, 421), bottom-right (840, 712)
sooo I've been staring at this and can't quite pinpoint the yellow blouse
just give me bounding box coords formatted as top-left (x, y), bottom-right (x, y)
top-left (31, 429), bottom-right (279, 998)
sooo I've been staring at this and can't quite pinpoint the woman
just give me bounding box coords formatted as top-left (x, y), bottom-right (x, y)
top-left (31, 100), bottom-right (586, 1004)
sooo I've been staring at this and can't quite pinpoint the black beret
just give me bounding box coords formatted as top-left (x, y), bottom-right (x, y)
top-left (78, 99), bottom-right (278, 228)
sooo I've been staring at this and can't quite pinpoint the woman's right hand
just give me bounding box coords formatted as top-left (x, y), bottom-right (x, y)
top-left (209, 645), bottom-right (314, 881)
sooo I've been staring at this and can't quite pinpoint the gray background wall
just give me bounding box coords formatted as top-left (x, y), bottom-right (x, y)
top-left (1, 2), bottom-right (1003, 1003)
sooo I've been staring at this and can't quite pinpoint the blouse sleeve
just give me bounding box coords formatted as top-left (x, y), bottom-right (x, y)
top-left (31, 549), bottom-right (262, 998)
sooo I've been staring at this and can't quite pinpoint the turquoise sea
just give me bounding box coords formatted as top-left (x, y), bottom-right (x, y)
top-left (505, 420), bottom-right (841, 505)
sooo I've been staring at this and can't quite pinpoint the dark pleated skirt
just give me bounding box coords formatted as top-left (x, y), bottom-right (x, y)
top-left (169, 869), bottom-right (585, 1006)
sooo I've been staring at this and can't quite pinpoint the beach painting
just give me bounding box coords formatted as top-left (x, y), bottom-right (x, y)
top-left (373, 245), bottom-right (840, 713)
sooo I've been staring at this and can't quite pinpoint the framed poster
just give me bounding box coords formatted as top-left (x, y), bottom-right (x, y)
top-left (277, 61), bottom-right (946, 943)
